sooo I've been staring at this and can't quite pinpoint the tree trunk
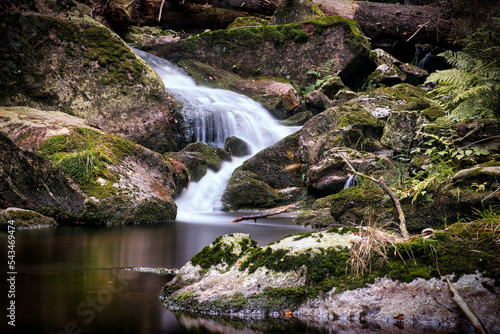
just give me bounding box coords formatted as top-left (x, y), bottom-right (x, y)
top-left (187, 0), bottom-right (279, 16)
top-left (313, 0), bottom-right (443, 44)
top-left (103, 0), bottom-right (273, 31)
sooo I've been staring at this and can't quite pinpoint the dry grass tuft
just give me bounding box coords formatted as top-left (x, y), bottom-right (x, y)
top-left (348, 218), bottom-right (407, 276)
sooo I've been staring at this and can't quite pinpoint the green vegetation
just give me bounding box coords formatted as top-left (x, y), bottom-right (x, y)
top-left (82, 26), bottom-right (145, 85)
top-left (303, 59), bottom-right (335, 96)
top-left (426, 18), bottom-right (500, 121)
top-left (190, 234), bottom-right (259, 270)
top-left (39, 127), bottom-right (136, 198)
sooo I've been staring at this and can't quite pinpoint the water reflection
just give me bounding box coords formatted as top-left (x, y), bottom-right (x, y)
top-left (0, 216), bottom-right (313, 334)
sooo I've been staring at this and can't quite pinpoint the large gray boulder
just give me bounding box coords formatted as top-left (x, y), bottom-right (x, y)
top-left (144, 16), bottom-right (371, 87)
top-left (0, 107), bottom-right (188, 224)
top-left (0, 8), bottom-right (186, 153)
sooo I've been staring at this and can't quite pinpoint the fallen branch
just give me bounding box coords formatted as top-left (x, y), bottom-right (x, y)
top-left (406, 21), bottom-right (430, 42)
top-left (445, 276), bottom-right (489, 334)
top-left (482, 185), bottom-right (500, 202)
top-left (340, 154), bottom-right (409, 239)
top-left (125, 0), bottom-right (138, 9)
top-left (231, 203), bottom-right (295, 223)
top-left (158, 0), bottom-right (166, 22)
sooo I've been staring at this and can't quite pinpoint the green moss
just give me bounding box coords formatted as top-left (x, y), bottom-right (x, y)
top-left (188, 16), bottom-right (366, 52)
top-left (190, 234), bottom-right (259, 270)
top-left (374, 234), bottom-right (500, 284)
top-left (82, 25), bottom-right (144, 86)
top-left (0, 210), bottom-right (57, 229)
top-left (38, 127), bottom-right (140, 198)
top-left (336, 104), bottom-right (381, 129)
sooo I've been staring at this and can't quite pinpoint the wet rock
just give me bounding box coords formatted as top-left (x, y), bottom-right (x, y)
top-left (381, 110), bottom-right (427, 152)
top-left (304, 90), bottom-right (335, 114)
top-left (223, 132), bottom-right (305, 210)
top-left (224, 136), bottom-right (251, 157)
top-left (306, 148), bottom-right (385, 196)
top-left (299, 103), bottom-right (384, 165)
top-left (283, 111), bottom-right (314, 126)
top-left (334, 89), bottom-right (358, 102)
top-left (223, 170), bottom-right (280, 209)
top-left (0, 208), bottom-right (57, 229)
top-left (167, 142), bottom-right (231, 182)
top-left (318, 76), bottom-right (347, 99)
top-left (365, 49), bottom-right (428, 89)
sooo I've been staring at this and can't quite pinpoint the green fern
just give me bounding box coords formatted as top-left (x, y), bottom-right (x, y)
top-left (426, 51), bottom-right (500, 120)
top-left (304, 59), bottom-right (335, 96)
top-left (425, 18), bottom-right (500, 121)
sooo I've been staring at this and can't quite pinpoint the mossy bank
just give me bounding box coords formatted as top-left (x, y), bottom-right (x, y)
top-left (161, 227), bottom-right (500, 332)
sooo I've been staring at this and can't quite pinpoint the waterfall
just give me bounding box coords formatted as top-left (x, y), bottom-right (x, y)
top-left (134, 49), bottom-right (297, 221)
top-left (343, 174), bottom-right (357, 189)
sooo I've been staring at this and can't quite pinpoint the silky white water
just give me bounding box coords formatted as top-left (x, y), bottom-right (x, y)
top-left (134, 49), bottom-right (297, 221)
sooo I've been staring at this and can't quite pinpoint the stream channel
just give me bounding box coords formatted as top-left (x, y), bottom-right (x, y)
top-left (1, 50), bottom-right (316, 333)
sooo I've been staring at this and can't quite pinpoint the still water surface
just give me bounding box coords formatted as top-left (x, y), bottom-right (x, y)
top-left (0, 214), bottom-right (315, 334)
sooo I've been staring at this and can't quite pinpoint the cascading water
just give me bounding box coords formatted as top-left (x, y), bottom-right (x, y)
top-left (134, 49), bottom-right (297, 221)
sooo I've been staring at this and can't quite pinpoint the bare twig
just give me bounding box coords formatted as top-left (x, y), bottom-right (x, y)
top-left (231, 203), bottom-right (295, 223)
top-left (445, 276), bottom-right (489, 334)
top-left (406, 21), bottom-right (430, 42)
top-left (340, 154), bottom-right (409, 239)
top-left (482, 185), bottom-right (500, 202)
top-left (125, 0), bottom-right (138, 9)
top-left (158, 0), bottom-right (166, 22)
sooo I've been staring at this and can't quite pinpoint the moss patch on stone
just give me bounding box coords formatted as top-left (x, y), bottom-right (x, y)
top-left (191, 234), bottom-right (260, 270)
top-left (0, 208), bottom-right (57, 229)
top-left (39, 127), bottom-right (136, 198)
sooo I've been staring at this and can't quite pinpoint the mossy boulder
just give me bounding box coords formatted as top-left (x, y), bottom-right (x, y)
top-left (0, 208), bottom-right (57, 229)
top-left (0, 107), bottom-right (188, 224)
top-left (166, 142), bottom-right (231, 182)
top-left (299, 103), bottom-right (385, 164)
top-left (306, 148), bottom-right (391, 196)
top-left (381, 110), bottom-right (427, 152)
top-left (223, 132), bottom-right (305, 210)
top-left (224, 136), bottom-right (251, 157)
top-left (160, 229), bottom-right (500, 332)
top-left (0, 7), bottom-right (185, 153)
top-left (178, 59), bottom-right (300, 119)
top-left (303, 90), bottom-right (335, 115)
top-left (283, 111), bottom-right (313, 126)
top-left (144, 16), bottom-right (371, 87)
top-left (269, 0), bottom-right (325, 25)
top-left (365, 49), bottom-right (429, 90)
top-left (318, 76), bottom-right (347, 99)
top-left (223, 170), bottom-right (280, 210)
top-left (298, 84), bottom-right (434, 164)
